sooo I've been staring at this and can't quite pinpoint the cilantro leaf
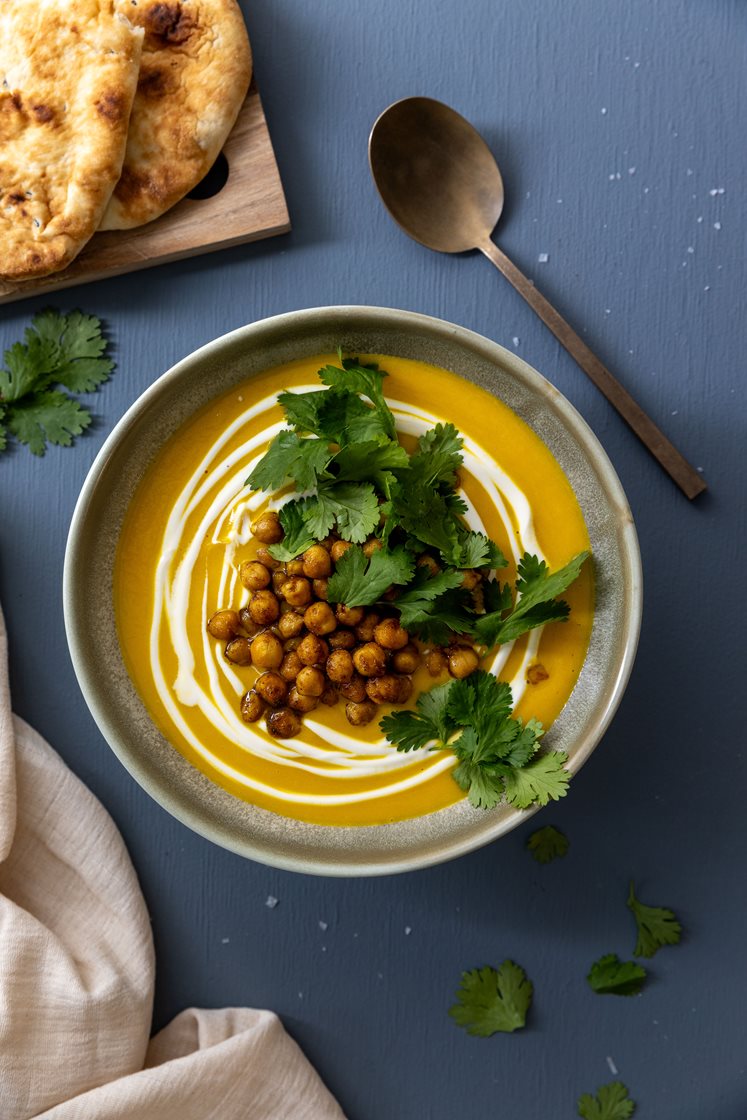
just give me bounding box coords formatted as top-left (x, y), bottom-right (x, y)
top-left (30, 308), bottom-right (114, 392)
top-left (393, 567), bottom-right (473, 641)
top-left (0, 334), bottom-right (60, 401)
top-left (627, 881), bottom-right (682, 958)
top-left (587, 954), bottom-right (647, 996)
top-left (267, 500), bottom-right (316, 561)
top-left (303, 482), bottom-right (380, 543)
top-left (326, 544), bottom-right (414, 607)
top-left (527, 825), bottom-right (569, 864)
top-left (332, 439), bottom-right (409, 485)
top-left (6, 390), bottom-right (91, 456)
top-left (318, 361), bottom-right (396, 440)
top-left (577, 1082), bottom-right (636, 1120)
top-left (452, 753), bottom-right (507, 809)
top-left (450, 531), bottom-right (507, 570)
top-left (277, 388), bottom-right (327, 434)
top-left (449, 961), bottom-right (533, 1036)
top-left (246, 431), bottom-right (331, 492)
top-left (474, 551), bottom-right (589, 647)
top-left (379, 681), bottom-right (457, 752)
top-left (409, 422), bottom-right (463, 487)
top-left (502, 749), bottom-right (569, 808)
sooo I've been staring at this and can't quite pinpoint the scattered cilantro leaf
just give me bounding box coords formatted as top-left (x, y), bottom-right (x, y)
top-left (474, 551), bottom-right (589, 647)
top-left (394, 567), bottom-right (474, 643)
top-left (326, 544), bottom-right (414, 607)
top-left (627, 881), bottom-right (682, 958)
top-left (246, 431), bottom-right (331, 492)
top-left (277, 388), bottom-right (327, 434)
top-left (267, 500), bottom-right (316, 561)
top-left (449, 961), bottom-right (533, 1036)
top-left (577, 1082), bottom-right (636, 1120)
top-left (587, 954), bottom-right (647, 996)
top-left (0, 309), bottom-right (113, 456)
top-left (6, 391), bottom-right (91, 456)
top-left (527, 825), bottom-right (569, 863)
top-left (333, 439), bottom-right (409, 484)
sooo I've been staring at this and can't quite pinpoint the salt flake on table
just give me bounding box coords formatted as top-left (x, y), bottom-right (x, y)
top-left (606, 1056), bottom-right (619, 1076)
top-left (687, 246), bottom-right (695, 254)
top-left (512, 336), bottom-right (520, 347)
top-left (404, 926), bottom-right (412, 936)
top-left (628, 167), bottom-right (636, 175)
top-left (221, 937), bottom-right (230, 944)
top-left (538, 252), bottom-right (549, 263)
top-left (601, 107), bottom-right (607, 115)
top-left (318, 920), bottom-right (328, 931)
top-left (714, 222), bottom-right (721, 230)
top-left (265, 895), bottom-right (279, 909)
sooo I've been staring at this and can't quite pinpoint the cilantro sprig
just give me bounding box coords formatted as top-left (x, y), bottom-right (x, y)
top-left (380, 671), bottom-right (570, 811)
top-left (449, 960), bottom-right (533, 1036)
top-left (0, 309), bottom-right (114, 456)
top-left (527, 824), bottom-right (569, 863)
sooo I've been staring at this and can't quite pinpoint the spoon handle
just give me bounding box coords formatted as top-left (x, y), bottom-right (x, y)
top-left (478, 238), bottom-right (707, 499)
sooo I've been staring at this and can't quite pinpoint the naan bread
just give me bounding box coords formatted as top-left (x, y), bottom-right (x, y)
top-left (101, 0), bottom-right (252, 230)
top-left (0, 1), bottom-right (143, 281)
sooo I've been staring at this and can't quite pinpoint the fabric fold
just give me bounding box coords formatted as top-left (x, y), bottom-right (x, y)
top-left (0, 606), bottom-right (344, 1120)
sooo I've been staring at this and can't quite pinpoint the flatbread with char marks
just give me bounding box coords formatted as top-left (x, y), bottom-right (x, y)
top-left (0, 0), bottom-right (143, 281)
top-left (100, 0), bottom-right (252, 229)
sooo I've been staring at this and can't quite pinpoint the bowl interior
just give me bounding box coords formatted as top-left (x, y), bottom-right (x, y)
top-left (64, 306), bottom-right (641, 876)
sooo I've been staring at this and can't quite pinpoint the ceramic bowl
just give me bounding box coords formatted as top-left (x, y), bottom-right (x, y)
top-left (63, 306), bottom-right (642, 876)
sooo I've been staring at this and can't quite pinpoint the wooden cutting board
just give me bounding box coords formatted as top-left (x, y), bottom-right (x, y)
top-left (0, 81), bottom-right (290, 305)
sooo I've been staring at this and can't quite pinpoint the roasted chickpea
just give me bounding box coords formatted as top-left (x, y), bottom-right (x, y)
top-left (248, 589), bottom-right (280, 626)
top-left (312, 578), bottom-right (329, 600)
top-left (272, 570), bottom-right (288, 595)
top-left (266, 707), bottom-right (302, 738)
top-left (365, 674), bottom-right (412, 704)
top-left (448, 646), bottom-right (480, 679)
top-left (304, 601), bottom-right (337, 636)
top-left (207, 609), bottom-right (240, 641)
top-left (374, 618), bottom-right (410, 650)
top-left (255, 671), bottom-right (288, 706)
top-left (416, 554), bottom-right (440, 577)
top-left (352, 642), bottom-right (387, 678)
top-left (425, 649), bottom-right (448, 677)
top-left (363, 537), bottom-right (383, 558)
top-left (282, 577), bottom-right (312, 608)
top-left (277, 611), bottom-right (305, 639)
top-left (286, 558), bottom-right (305, 576)
top-left (288, 686), bottom-right (318, 713)
top-left (345, 700), bottom-right (378, 726)
top-left (330, 540), bottom-right (353, 564)
top-left (320, 684), bottom-right (338, 706)
top-left (279, 651), bottom-right (302, 681)
top-left (326, 649), bottom-right (354, 684)
top-left (338, 674), bottom-right (367, 702)
top-left (328, 628), bottom-right (356, 650)
top-left (256, 547), bottom-right (281, 570)
top-left (240, 690), bottom-right (264, 722)
top-left (225, 636), bottom-right (253, 665)
top-left (302, 545), bottom-right (332, 579)
top-left (296, 665), bottom-right (325, 697)
top-left (392, 643), bottom-right (420, 674)
top-left (461, 569), bottom-right (482, 591)
top-left (251, 511), bottom-right (283, 544)
top-left (239, 561), bottom-right (271, 591)
top-left (250, 631), bottom-right (283, 670)
top-left (355, 612), bottom-right (380, 642)
top-left (336, 603), bottom-right (365, 627)
top-left (238, 607), bottom-right (261, 636)
top-left (297, 633), bottom-right (329, 666)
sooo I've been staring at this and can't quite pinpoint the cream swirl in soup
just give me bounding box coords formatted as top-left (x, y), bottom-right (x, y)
top-left (115, 354), bottom-right (593, 826)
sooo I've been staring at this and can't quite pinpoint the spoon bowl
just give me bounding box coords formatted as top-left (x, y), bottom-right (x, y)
top-left (369, 96), bottom-right (504, 253)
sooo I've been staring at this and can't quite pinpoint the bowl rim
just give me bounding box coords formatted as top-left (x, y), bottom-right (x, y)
top-left (63, 305), bottom-right (642, 875)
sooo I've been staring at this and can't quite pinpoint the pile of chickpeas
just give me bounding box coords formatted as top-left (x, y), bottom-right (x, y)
top-left (206, 510), bottom-right (482, 739)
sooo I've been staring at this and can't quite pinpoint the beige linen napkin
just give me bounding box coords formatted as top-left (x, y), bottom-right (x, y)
top-left (0, 607), bottom-right (345, 1120)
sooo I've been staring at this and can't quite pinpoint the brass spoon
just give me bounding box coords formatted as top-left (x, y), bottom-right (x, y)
top-left (369, 96), bottom-right (706, 499)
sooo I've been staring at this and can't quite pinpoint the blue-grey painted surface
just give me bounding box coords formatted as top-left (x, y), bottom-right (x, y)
top-left (1, 1), bottom-right (745, 1115)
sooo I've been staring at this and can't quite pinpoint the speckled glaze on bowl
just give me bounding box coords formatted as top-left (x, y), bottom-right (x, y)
top-left (63, 307), bottom-right (642, 876)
